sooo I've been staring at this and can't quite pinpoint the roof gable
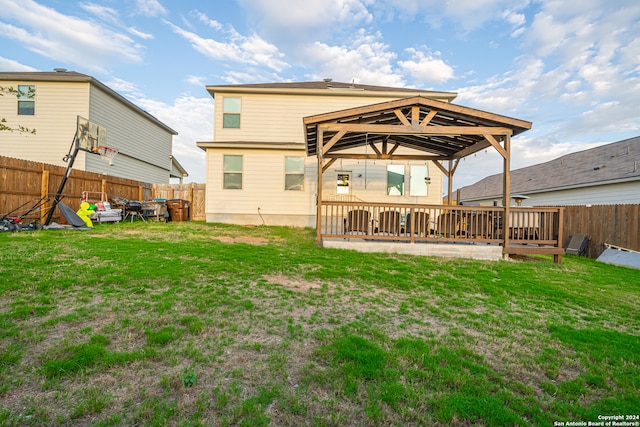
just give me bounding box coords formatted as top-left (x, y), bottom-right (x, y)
top-left (304, 96), bottom-right (531, 160)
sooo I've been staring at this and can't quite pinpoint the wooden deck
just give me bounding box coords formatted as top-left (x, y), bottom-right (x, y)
top-left (318, 202), bottom-right (564, 263)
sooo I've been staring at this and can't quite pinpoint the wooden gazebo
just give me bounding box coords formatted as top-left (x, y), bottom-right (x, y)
top-left (304, 96), bottom-right (564, 262)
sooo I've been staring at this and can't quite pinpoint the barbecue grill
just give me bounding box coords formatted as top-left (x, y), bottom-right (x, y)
top-left (123, 200), bottom-right (146, 222)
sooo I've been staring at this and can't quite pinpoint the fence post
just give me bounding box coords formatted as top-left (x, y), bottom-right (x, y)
top-left (41, 169), bottom-right (49, 222)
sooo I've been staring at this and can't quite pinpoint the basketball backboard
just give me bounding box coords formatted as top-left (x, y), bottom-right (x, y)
top-left (76, 116), bottom-right (106, 152)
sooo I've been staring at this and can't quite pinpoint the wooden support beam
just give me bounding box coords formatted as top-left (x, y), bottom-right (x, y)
top-left (502, 134), bottom-right (511, 259)
top-left (316, 128), bottom-right (324, 246)
top-left (318, 123), bottom-right (514, 136)
top-left (483, 134), bottom-right (507, 159)
top-left (322, 158), bottom-right (338, 172)
top-left (411, 106), bottom-right (420, 126)
top-left (450, 158), bottom-right (460, 176)
top-left (394, 109), bottom-right (411, 126)
top-left (326, 153), bottom-right (447, 161)
top-left (387, 142), bottom-right (401, 156)
top-left (431, 160), bottom-right (449, 176)
top-left (420, 109), bottom-right (437, 126)
top-left (454, 139), bottom-right (492, 159)
top-left (447, 160), bottom-right (454, 206)
top-left (322, 130), bottom-right (347, 155)
top-left (368, 142), bottom-right (381, 156)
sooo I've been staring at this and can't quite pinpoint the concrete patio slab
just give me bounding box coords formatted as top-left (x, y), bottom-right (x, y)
top-left (323, 238), bottom-right (503, 261)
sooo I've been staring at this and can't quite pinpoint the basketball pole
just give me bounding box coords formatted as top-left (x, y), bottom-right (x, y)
top-left (44, 134), bottom-right (83, 225)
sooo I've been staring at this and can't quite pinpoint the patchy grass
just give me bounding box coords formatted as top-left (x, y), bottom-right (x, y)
top-left (0, 221), bottom-right (638, 426)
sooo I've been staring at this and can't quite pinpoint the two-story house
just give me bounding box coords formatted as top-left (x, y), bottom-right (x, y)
top-left (0, 70), bottom-right (185, 183)
top-left (197, 80), bottom-right (458, 227)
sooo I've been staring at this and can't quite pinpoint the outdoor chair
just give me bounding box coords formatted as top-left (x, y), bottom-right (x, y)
top-left (436, 212), bottom-right (461, 237)
top-left (376, 210), bottom-right (401, 235)
top-left (466, 211), bottom-right (491, 238)
top-left (405, 211), bottom-right (430, 236)
top-left (344, 209), bottom-right (370, 235)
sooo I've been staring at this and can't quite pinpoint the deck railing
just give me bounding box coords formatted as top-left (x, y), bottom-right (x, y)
top-left (319, 202), bottom-right (563, 253)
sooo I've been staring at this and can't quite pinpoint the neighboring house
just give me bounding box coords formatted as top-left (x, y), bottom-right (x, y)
top-left (197, 80), bottom-right (458, 227)
top-left (169, 155), bottom-right (189, 184)
top-left (457, 136), bottom-right (640, 206)
top-left (0, 70), bottom-right (184, 183)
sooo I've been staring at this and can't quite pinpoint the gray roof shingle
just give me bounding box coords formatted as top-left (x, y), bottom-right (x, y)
top-left (458, 136), bottom-right (640, 200)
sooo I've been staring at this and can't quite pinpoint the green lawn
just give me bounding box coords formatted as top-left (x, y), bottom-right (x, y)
top-left (1, 221), bottom-right (638, 426)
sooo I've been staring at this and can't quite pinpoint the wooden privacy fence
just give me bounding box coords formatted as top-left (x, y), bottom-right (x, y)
top-left (0, 156), bottom-right (205, 223)
top-left (561, 204), bottom-right (639, 258)
top-left (151, 183), bottom-right (206, 221)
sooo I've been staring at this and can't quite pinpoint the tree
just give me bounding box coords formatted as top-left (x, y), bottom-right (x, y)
top-left (0, 86), bottom-right (36, 134)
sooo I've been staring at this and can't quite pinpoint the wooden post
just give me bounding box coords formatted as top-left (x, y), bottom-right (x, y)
top-left (316, 128), bottom-right (324, 246)
top-left (41, 169), bottom-right (49, 222)
top-left (503, 134), bottom-right (511, 259)
top-left (555, 207), bottom-right (564, 264)
top-left (447, 160), bottom-right (453, 206)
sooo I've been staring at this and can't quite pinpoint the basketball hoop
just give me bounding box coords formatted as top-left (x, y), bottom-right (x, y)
top-left (96, 146), bottom-right (119, 166)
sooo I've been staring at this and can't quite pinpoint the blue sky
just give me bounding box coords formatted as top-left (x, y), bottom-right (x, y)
top-left (1, 0), bottom-right (639, 189)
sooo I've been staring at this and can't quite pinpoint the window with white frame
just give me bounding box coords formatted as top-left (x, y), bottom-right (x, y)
top-left (410, 165), bottom-right (429, 196)
top-left (223, 155), bottom-right (243, 189)
top-left (285, 156), bottom-right (304, 190)
top-left (223, 97), bottom-right (241, 128)
top-left (17, 85), bottom-right (35, 115)
top-left (386, 164), bottom-right (405, 196)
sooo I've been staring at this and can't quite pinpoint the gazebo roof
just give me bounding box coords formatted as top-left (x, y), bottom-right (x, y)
top-left (304, 96), bottom-right (531, 161)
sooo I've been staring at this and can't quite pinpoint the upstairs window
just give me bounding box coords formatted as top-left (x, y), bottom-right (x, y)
top-left (223, 97), bottom-right (241, 128)
top-left (223, 155), bottom-right (243, 189)
top-left (17, 85), bottom-right (35, 115)
top-left (285, 156), bottom-right (305, 190)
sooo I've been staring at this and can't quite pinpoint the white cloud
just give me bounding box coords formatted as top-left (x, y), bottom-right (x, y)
top-left (165, 19), bottom-right (289, 73)
top-left (221, 70), bottom-right (286, 85)
top-left (0, 56), bottom-right (39, 72)
top-left (135, 0), bottom-right (167, 17)
top-left (105, 77), bottom-right (145, 98)
top-left (398, 48), bottom-right (454, 84)
top-left (79, 2), bottom-right (119, 23)
top-left (193, 11), bottom-right (223, 30)
top-left (127, 27), bottom-right (154, 40)
top-left (109, 78), bottom-right (211, 182)
top-left (380, 0), bottom-right (530, 32)
top-left (79, 2), bottom-right (154, 40)
top-left (0, 0), bottom-right (143, 71)
top-left (301, 29), bottom-right (404, 86)
top-left (454, 0), bottom-right (640, 140)
top-left (136, 95), bottom-right (212, 183)
top-left (185, 75), bottom-right (207, 87)
top-left (236, 0), bottom-right (372, 43)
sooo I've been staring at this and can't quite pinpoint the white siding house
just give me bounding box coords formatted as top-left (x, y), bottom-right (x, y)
top-left (457, 137), bottom-right (640, 206)
top-left (197, 81), bottom-right (458, 227)
top-left (0, 70), bottom-right (183, 183)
